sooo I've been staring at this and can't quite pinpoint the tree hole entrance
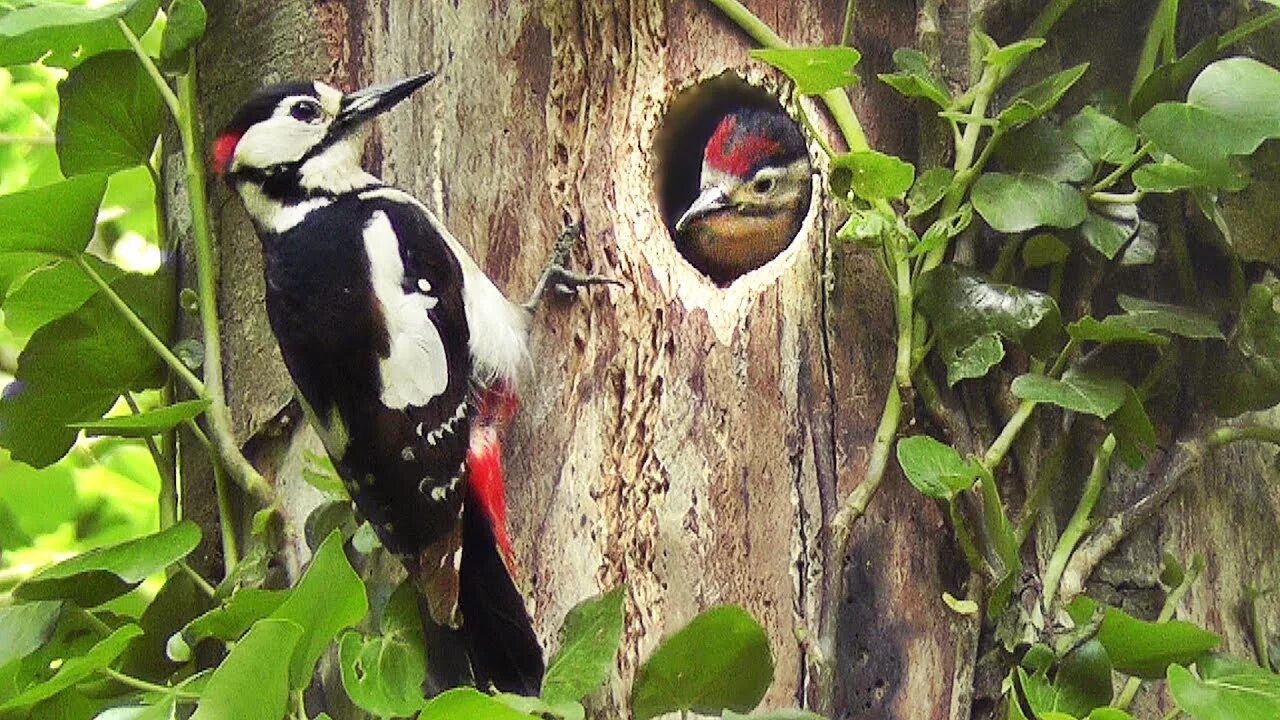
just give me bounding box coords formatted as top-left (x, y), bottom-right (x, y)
top-left (654, 72), bottom-right (814, 286)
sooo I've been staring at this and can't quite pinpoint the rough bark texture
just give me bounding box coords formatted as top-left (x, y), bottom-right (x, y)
top-left (186, 2), bottom-right (1280, 719)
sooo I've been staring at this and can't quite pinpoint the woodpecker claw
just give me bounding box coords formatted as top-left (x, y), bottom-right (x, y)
top-left (525, 218), bottom-right (622, 309)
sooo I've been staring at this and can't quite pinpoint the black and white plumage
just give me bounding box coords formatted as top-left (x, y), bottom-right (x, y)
top-left (215, 73), bottom-right (542, 693)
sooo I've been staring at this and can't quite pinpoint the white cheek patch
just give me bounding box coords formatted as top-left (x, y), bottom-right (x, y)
top-left (298, 139), bottom-right (378, 193)
top-left (363, 211), bottom-right (450, 410)
top-left (313, 81), bottom-right (344, 116)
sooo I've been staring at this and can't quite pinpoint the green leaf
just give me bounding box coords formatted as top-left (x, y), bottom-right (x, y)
top-left (916, 265), bottom-right (1065, 380)
top-left (909, 205), bottom-right (972, 259)
top-left (269, 529), bottom-right (368, 688)
top-left (972, 172), bottom-right (1086, 233)
top-left (1188, 57), bottom-right (1280, 140)
top-left (1115, 295), bottom-right (1223, 339)
top-left (419, 688), bottom-right (538, 719)
top-left (300, 450), bottom-right (347, 500)
top-left (830, 150), bottom-right (915, 201)
top-left (0, 0), bottom-right (160, 68)
top-left (159, 0), bottom-right (206, 62)
top-left (1107, 386), bottom-right (1157, 470)
top-left (906, 167), bottom-right (954, 217)
top-left (724, 711), bottom-right (828, 720)
top-left (1053, 639), bottom-right (1113, 716)
top-left (1010, 369), bottom-right (1127, 418)
top-left (1132, 156), bottom-right (1248, 193)
top-left (631, 606), bottom-right (773, 720)
top-left (895, 435), bottom-right (984, 500)
top-left (1063, 107), bottom-right (1137, 166)
top-left (338, 580), bottom-right (426, 718)
top-left (877, 48), bottom-right (950, 108)
top-left (0, 601), bottom-right (62, 668)
top-left (1130, 33), bottom-right (1220, 118)
top-left (14, 521), bottom-right (200, 606)
top-left (1067, 316), bottom-right (1166, 346)
top-left (1168, 656), bottom-right (1280, 720)
top-left (543, 585), bottom-right (626, 705)
top-left (997, 64), bottom-right (1090, 130)
top-left (1022, 233), bottom-right (1070, 268)
top-left (984, 37), bottom-right (1045, 68)
top-left (995, 121), bottom-right (1093, 182)
top-left (495, 693), bottom-right (585, 720)
top-left (0, 624), bottom-right (142, 711)
top-left (1079, 206), bottom-right (1138, 260)
top-left (1088, 709), bottom-right (1136, 720)
top-left (57, 51), bottom-right (163, 176)
top-left (0, 270), bottom-right (173, 467)
top-left (1067, 597), bottom-right (1220, 679)
top-left (190, 618), bottom-right (303, 720)
top-left (1139, 103), bottom-right (1256, 172)
top-left (750, 47), bottom-right (861, 95)
top-left (0, 174), bottom-right (108, 257)
top-left (69, 399), bottom-right (210, 438)
top-left (3, 256), bottom-right (122, 337)
top-left (1208, 281), bottom-right (1280, 416)
top-left (946, 332), bottom-right (1005, 385)
top-left (119, 571), bottom-right (214, 682)
top-left (169, 588), bottom-right (289, 662)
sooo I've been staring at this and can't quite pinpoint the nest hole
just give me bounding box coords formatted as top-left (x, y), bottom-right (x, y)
top-left (654, 72), bottom-right (813, 286)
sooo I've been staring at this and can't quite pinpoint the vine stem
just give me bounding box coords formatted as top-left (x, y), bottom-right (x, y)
top-left (101, 667), bottom-right (200, 700)
top-left (1086, 141), bottom-right (1153, 195)
top-left (1041, 433), bottom-right (1117, 612)
top-left (185, 419), bottom-right (240, 574)
top-left (1090, 189), bottom-right (1145, 204)
top-left (75, 255), bottom-right (206, 396)
top-left (124, 392), bottom-right (178, 531)
top-left (118, 16), bottom-right (274, 507)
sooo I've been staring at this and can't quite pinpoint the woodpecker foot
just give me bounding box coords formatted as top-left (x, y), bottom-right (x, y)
top-left (524, 215), bottom-right (621, 309)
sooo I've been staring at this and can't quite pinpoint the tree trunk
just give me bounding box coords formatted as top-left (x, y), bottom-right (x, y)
top-left (185, 2), bottom-right (1280, 719)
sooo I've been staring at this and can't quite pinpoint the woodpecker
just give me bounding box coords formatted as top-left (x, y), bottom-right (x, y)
top-left (213, 72), bottom-right (607, 695)
top-left (674, 106), bottom-right (811, 284)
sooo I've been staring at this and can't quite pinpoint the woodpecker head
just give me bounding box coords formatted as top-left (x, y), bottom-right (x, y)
top-left (674, 106), bottom-right (811, 283)
top-left (213, 72), bottom-right (434, 197)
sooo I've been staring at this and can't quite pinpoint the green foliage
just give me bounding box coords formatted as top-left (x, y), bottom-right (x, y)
top-left (1067, 597), bottom-right (1220, 679)
top-left (749, 46), bottom-right (860, 95)
top-left (1168, 656), bottom-right (1280, 720)
top-left (972, 172), bottom-right (1086, 233)
top-left (542, 584), bottom-right (627, 706)
top-left (339, 581), bottom-right (426, 717)
top-left (631, 605), bottom-right (774, 720)
top-left (830, 150), bottom-right (915, 201)
top-left (895, 435), bottom-right (983, 500)
top-left (0, 0), bottom-right (159, 68)
top-left (189, 618), bottom-right (303, 720)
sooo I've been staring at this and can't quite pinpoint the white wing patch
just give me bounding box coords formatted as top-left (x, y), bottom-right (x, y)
top-left (363, 211), bottom-right (449, 410)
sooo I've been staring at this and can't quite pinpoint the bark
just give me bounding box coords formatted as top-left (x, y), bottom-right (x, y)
top-left (185, 1), bottom-right (1280, 719)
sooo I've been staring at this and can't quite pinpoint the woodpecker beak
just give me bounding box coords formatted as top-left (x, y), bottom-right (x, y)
top-left (675, 186), bottom-right (731, 233)
top-left (333, 71), bottom-right (436, 133)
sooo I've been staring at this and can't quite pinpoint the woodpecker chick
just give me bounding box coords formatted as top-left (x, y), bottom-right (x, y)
top-left (675, 106), bottom-right (811, 284)
top-left (213, 73), bottom-right (596, 695)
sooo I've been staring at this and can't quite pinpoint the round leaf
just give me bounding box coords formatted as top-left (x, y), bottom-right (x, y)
top-left (159, 0), bottom-right (207, 62)
top-left (630, 606), bottom-right (773, 720)
top-left (972, 173), bottom-right (1086, 233)
top-left (1009, 370), bottom-right (1127, 418)
top-left (750, 47), bottom-right (861, 95)
top-left (895, 435), bottom-right (983, 500)
top-left (543, 585), bottom-right (626, 705)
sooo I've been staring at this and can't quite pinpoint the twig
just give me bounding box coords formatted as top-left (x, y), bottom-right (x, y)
top-left (1042, 434), bottom-right (1117, 612)
top-left (124, 392), bottom-right (178, 531)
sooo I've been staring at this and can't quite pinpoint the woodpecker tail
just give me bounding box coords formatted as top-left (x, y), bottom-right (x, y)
top-left (423, 385), bottom-right (542, 695)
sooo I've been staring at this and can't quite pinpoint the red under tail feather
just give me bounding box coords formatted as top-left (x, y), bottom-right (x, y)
top-left (465, 383), bottom-right (520, 568)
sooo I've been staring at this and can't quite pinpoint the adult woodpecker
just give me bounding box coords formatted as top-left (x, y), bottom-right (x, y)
top-left (213, 72), bottom-right (607, 694)
top-left (674, 106), bottom-right (811, 284)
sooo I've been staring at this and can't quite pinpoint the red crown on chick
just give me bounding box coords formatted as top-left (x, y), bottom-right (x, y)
top-left (703, 106), bottom-right (807, 178)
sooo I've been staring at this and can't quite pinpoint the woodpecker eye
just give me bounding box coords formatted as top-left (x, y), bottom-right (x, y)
top-left (290, 100), bottom-right (323, 123)
top-left (751, 176), bottom-right (777, 194)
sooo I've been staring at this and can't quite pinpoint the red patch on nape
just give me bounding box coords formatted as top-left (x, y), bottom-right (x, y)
top-left (211, 132), bottom-right (242, 175)
top-left (704, 114), bottom-right (782, 177)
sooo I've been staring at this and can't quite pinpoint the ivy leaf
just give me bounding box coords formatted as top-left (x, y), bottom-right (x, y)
top-left (542, 585), bottom-right (626, 705)
top-left (997, 63), bottom-right (1090, 130)
top-left (1067, 597), bottom-right (1219, 679)
top-left (830, 150), bottom-right (915, 201)
top-left (1010, 369), bottom-right (1127, 418)
top-left (2, 255), bottom-right (122, 336)
top-left (269, 529), bottom-right (369, 688)
top-left (1107, 387), bottom-right (1157, 470)
top-left (1133, 156), bottom-right (1248, 193)
top-left (1168, 656), bottom-right (1280, 720)
top-left (0, 602), bottom-right (62, 669)
top-left (1139, 103), bottom-right (1256, 173)
top-left (750, 47), bottom-right (861, 95)
top-left (0, 270), bottom-right (173, 467)
top-left (338, 581), bottom-right (426, 718)
top-left (908, 205), bottom-right (972, 259)
top-left (895, 435), bottom-right (983, 500)
top-left (1022, 233), bottom-right (1070, 268)
top-left (300, 450), bottom-right (347, 500)
top-left (631, 606), bottom-right (773, 720)
top-left (0, 624), bottom-right (143, 711)
top-left (159, 0), bottom-right (207, 62)
top-left (1053, 639), bottom-right (1113, 716)
top-left (57, 51), bottom-right (163, 176)
top-left (0, 0), bottom-right (160, 68)
top-left (877, 48), bottom-right (950, 108)
top-left (1079, 205), bottom-right (1139, 260)
top-left (945, 332), bottom-right (1005, 386)
top-left (14, 521), bottom-right (200, 607)
top-left (419, 688), bottom-right (538, 719)
top-left (916, 265), bottom-right (1065, 383)
top-left (1188, 57), bottom-right (1280, 139)
top-left (0, 174), bottom-right (108, 257)
top-left (983, 36), bottom-right (1045, 69)
top-left (1067, 317), bottom-right (1166, 346)
top-left (1208, 281), bottom-right (1280, 417)
top-left (906, 167), bottom-right (954, 217)
top-left (972, 172), bottom-right (1086, 233)
top-left (724, 712), bottom-right (829, 720)
top-left (1115, 295), bottom-right (1223, 339)
top-left (190, 618), bottom-right (303, 720)
top-left (69, 399), bottom-right (210, 438)
top-left (1063, 107), bottom-right (1137, 166)
top-left (1130, 34), bottom-right (1219, 118)
top-left (995, 121), bottom-right (1093, 182)
top-left (168, 588), bottom-right (289, 662)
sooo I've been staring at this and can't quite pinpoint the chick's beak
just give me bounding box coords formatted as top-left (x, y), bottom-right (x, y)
top-left (675, 186), bottom-right (731, 233)
top-left (334, 71), bottom-right (435, 133)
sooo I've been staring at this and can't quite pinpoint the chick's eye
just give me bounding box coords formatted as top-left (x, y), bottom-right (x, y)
top-left (751, 177), bottom-right (777, 194)
top-left (290, 101), bottom-right (322, 123)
